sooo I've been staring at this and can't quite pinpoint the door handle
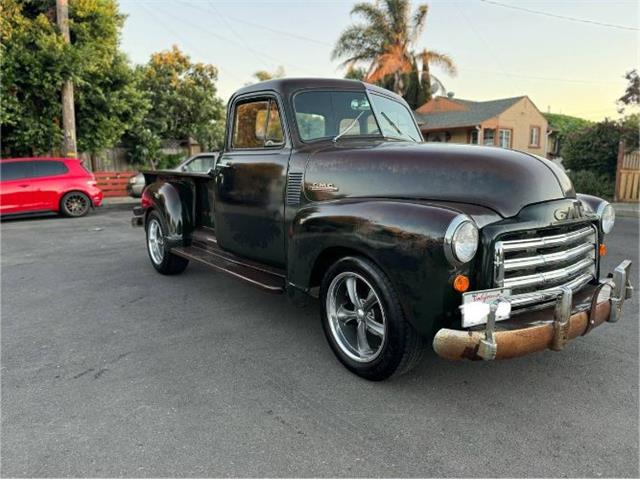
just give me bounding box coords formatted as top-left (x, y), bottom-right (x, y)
top-left (19, 184), bottom-right (29, 188)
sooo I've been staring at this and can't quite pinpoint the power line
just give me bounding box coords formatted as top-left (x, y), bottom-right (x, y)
top-left (479, 0), bottom-right (639, 31)
top-left (150, 4), bottom-right (324, 77)
top-left (222, 14), bottom-right (333, 47)
top-left (139, 3), bottom-right (246, 83)
top-left (177, 1), bottom-right (332, 47)
top-left (458, 67), bottom-right (621, 85)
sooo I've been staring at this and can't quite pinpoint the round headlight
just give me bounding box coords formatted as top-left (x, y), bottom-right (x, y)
top-left (445, 216), bottom-right (479, 264)
top-left (598, 202), bottom-right (615, 234)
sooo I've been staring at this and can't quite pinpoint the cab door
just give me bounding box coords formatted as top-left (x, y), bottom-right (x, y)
top-left (0, 161), bottom-right (35, 214)
top-left (214, 95), bottom-right (290, 267)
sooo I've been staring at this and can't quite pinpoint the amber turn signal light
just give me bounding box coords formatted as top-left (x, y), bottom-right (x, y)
top-left (599, 244), bottom-right (607, 257)
top-left (453, 274), bottom-right (470, 293)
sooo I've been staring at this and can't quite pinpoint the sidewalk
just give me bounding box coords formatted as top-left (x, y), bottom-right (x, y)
top-left (613, 202), bottom-right (639, 218)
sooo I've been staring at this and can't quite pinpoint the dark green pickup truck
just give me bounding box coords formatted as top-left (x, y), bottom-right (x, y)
top-left (132, 78), bottom-right (633, 380)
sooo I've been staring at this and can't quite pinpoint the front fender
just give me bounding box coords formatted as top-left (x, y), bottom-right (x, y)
top-left (288, 199), bottom-right (469, 337)
top-left (142, 181), bottom-right (193, 248)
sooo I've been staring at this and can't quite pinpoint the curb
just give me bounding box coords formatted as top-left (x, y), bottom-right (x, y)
top-left (100, 198), bottom-right (139, 211)
top-left (615, 209), bottom-right (639, 219)
top-left (612, 203), bottom-right (639, 219)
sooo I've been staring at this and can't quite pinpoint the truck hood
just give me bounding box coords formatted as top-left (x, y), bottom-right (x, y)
top-left (303, 141), bottom-right (575, 218)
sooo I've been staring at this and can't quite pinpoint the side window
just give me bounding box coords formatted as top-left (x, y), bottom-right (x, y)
top-left (184, 156), bottom-right (216, 173)
top-left (33, 161), bottom-right (68, 178)
top-left (0, 162), bottom-right (32, 181)
top-left (265, 101), bottom-right (284, 146)
top-left (232, 98), bottom-right (284, 149)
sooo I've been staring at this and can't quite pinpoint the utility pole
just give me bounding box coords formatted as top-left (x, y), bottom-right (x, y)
top-left (56, 0), bottom-right (78, 159)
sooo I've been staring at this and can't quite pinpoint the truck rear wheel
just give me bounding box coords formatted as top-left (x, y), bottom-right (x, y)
top-left (320, 256), bottom-right (424, 381)
top-left (146, 211), bottom-right (189, 275)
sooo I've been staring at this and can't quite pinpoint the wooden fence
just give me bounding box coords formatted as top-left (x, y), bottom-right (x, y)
top-left (94, 171), bottom-right (137, 198)
top-left (615, 142), bottom-right (640, 202)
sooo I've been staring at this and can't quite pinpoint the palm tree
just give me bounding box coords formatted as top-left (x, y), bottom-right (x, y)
top-left (332, 0), bottom-right (456, 102)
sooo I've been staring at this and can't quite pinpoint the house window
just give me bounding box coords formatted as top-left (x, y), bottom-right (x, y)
top-left (529, 126), bottom-right (540, 147)
top-left (499, 129), bottom-right (512, 148)
top-left (483, 128), bottom-right (495, 146)
top-left (469, 129), bottom-right (479, 144)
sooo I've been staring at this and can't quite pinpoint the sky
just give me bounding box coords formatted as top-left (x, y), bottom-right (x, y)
top-left (119, 0), bottom-right (639, 121)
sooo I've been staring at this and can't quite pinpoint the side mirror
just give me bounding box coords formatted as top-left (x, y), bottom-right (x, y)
top-left (206, 167), bottom-right (216, 177)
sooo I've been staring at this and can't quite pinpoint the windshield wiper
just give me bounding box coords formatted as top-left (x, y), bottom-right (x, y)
top-left (380, 112), bottom-right (417, 142)
top-left (332, 111), bottom-right (365, 143)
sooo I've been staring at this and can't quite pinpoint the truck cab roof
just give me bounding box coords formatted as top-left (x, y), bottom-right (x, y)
top-left (231, 77), bottom-right (406, 103)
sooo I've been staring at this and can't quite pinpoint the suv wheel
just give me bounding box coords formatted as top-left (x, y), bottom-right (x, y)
top-left (320, 256), bottom-right (424, 381)
top-left (146, 211), bottom-right (189, 275)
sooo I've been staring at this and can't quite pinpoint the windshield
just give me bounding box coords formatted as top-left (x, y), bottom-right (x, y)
top-left (293, 90), bottom-right (421, 143)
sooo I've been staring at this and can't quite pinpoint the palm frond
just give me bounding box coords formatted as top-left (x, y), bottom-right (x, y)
top-left (331, 24), bottom-right (384, 62)
top-left (384, 0), bottom-right (410, 44)
top-left (410, 4), bottom-right (428, 44)
top-left (365, 44), bottom-right (413, 83)
top-left (351, 2), bottom-right (393, 43)
top-left (419, 49), bottom-right (457, 76)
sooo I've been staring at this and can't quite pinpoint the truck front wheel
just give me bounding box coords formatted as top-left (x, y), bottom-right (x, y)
top-left (320, 256), bottom-right (424, 380)
top-left (146, 211), bottom-right (189, 275)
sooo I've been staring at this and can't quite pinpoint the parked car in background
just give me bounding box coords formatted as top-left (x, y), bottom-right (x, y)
top-left (0, 157), bottom-right (102, 218)
top-left (127, 153), bottom-right (219, 198)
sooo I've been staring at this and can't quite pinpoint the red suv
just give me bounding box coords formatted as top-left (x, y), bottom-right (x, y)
top-left (0, 157), bottom-right (103, 217)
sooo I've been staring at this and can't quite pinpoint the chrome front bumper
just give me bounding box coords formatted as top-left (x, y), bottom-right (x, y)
top-left (433, 260), bottom-right (634, 361)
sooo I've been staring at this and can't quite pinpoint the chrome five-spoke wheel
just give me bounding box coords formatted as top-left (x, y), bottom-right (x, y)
top-left (147, 218), bottom-right (165, 265)
top-left (326, 271), bottom-right (386, 363)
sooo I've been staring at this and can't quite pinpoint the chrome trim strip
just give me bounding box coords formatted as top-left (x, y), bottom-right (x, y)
top-left (503, 242), bottom-right (595, 271)
top-left (499, 226), bottom-right (594, 252)
top-left (509, 273), bottom-right (593, 308)
top-left (503, 257), bottom-right (595, 289)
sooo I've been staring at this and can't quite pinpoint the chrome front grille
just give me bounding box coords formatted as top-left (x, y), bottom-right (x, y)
top-left (494, 224), bottom-right (598, 308)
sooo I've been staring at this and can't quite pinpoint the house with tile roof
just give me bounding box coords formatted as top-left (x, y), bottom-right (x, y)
top-left (414, 95), bottom-right (552, 157)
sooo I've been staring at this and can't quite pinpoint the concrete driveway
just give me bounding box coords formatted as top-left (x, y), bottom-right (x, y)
top-left (1, 207), bottom-right (638, 477)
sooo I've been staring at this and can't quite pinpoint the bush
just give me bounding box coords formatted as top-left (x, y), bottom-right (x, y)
top-left (156, 153), bottom-right (185, 170)
top-left (561, 116), bottom-right (639, 178)
top-left (568, 169), bottom-right (615, 200)
top-left (561, 120), bottom-right (621, 177)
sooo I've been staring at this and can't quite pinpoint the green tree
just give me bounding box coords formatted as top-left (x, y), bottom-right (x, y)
top-left (562, 118), bottom-right (638, 179)
top-left (1, 0), bottom-right (69, 155)
top-left (617, 69), bottom-right (639, 113)
top-left (135, 45), bottom-right (225, 163)
top-left (252, 65), bottom-right (285, 82)
top-left (1, 0), bottom-right (146, 162)
top-left (543, 112), bottom-right (592, 157)
top-left (344, 65), bottom-right (366, 80)
top-left (331, 0), bottom-right (456, 107)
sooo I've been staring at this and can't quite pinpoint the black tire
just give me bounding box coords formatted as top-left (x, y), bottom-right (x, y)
top-left (146, 210), bottom-right (189, 275)
top-left (320, 256), bottom-right (424, 381)
top-left (60, 191), bottom-right (91, 217)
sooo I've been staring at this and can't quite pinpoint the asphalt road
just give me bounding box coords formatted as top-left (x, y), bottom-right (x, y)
top-left (2, 207), bottom-right (638, 477)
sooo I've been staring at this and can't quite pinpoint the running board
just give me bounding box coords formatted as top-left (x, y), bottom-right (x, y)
top-left (172, 243), bottom-right (285, 294)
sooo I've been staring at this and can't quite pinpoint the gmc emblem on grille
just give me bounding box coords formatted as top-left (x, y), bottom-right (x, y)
top-left (554, 201), bottom-right (585, 221)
